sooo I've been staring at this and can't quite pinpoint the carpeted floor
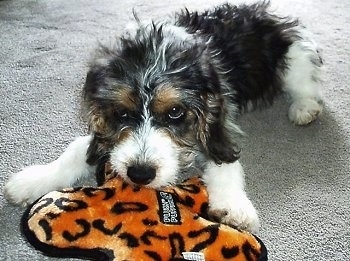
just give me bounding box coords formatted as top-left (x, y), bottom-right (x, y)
top-left (0, 0), bottom-right (349, 260)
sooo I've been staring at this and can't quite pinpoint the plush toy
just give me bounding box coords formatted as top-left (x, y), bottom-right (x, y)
top-left (21, 164), bottom-right (267, 261)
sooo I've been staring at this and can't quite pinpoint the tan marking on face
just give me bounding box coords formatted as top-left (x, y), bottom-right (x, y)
top-left (152, 84), bottom-right (182, 114)
top-left (113, 84), bottom-right (139, 111)
top-left (116, 128), bottom-right (133, 143)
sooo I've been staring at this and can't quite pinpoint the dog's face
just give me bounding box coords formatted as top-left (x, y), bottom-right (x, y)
top-left (83, 24), bottom-right (240, 187)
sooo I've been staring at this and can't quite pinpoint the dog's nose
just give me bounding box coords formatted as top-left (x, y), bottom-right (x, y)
top-left (127, 165), bottom-right (156, 185)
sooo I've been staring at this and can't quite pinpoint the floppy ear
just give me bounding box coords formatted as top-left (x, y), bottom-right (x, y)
top-left (198, 56), bottom-right (241, 164)
top-left (83, 49), bottom-right (122, 136)
top-left (82, 67), bottom-right (110, 135)
top-left (198, 92), bottom-right (241, 164)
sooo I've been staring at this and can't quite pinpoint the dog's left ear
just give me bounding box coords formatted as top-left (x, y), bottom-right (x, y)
top-left (197, 50), bottom-right (241, 164)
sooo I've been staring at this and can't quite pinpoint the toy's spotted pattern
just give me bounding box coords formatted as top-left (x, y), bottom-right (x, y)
top-left (22, 175), bottom-right (267, 260)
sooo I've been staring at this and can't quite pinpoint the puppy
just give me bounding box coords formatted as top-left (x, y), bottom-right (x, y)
top-left (5, 2), bottom-right (323, 233)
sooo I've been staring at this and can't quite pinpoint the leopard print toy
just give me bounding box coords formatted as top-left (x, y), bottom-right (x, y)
top-left (22, 167), bottom-right (267, 261)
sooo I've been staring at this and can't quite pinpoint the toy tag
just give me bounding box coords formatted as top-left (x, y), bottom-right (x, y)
top-left (156, 191), bottom-right (181, 225)
top-left (182, 252), bottom-right (205, 261)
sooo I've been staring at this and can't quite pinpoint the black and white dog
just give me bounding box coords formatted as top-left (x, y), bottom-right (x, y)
top-left (5, 2), bottom-right (323, 232)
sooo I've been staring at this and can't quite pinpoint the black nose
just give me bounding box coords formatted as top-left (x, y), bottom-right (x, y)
top-left (127, 165), bottom-right (156, 185)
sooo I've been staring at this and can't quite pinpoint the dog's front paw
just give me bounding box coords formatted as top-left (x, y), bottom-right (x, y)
top-left (208, 194), bottom-right (260, 233)
top-left (4, 164), bottom-right (58, 206)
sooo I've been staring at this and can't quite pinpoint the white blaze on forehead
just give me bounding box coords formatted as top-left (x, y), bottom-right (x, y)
top-left (109, 118), bottom-right (180, 188)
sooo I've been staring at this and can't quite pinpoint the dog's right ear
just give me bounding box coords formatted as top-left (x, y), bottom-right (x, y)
top-left (83, 44), bottom-right (121, 135)
top-left (83, 64), bottom-right (113, 184)
top-left (82, 66), bottom-right (109, 135)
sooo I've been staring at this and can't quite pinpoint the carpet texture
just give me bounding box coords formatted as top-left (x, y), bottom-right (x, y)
top-left (0, 0), bottom-right (349, 260)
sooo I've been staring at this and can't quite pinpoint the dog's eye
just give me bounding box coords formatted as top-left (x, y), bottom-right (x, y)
top-left (120, 111), bottom-right (129, 119)
top-left (115, 109), bottom-right (132, 123)
top-left (168, 106), bottom-right (185, 120)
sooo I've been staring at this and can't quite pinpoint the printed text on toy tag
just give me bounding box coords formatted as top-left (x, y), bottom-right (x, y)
top-left (157, 191), bottom-right (181, 224)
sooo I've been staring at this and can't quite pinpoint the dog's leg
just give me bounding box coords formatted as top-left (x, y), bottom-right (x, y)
top-left (4, 135), bottom-right (95, 206)
top-left (283, 30), bottom-right (323, 125)
top-left (202, 161), bottom-right (260, 233)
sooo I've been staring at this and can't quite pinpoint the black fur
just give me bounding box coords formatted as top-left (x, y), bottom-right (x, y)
top-left (176, 2), bottom-right (299, 109)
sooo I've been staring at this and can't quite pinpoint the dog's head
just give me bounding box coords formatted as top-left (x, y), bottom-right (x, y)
top-left (83, 23), bottom-right (241, 187)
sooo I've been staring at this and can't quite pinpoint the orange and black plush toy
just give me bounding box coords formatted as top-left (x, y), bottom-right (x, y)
top-left (21, 164), bottom-right (268, 261)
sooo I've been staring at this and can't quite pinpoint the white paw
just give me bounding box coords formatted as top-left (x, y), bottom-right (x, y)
top-left (208, 192), bottom-right (260, 233)
top-left (4, 163), bottom-right (59, 206)
top-left (288, 98), bottom-right (322, 125)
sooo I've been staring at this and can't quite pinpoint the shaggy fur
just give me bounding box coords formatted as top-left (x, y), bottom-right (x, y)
top-left (5, 2), bottom-right (322, 233)
top-left (82, 2), bottom-right (321, 184)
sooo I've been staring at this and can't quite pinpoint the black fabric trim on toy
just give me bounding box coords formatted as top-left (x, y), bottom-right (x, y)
top-left (254, 235), bottom-right (268, 261)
